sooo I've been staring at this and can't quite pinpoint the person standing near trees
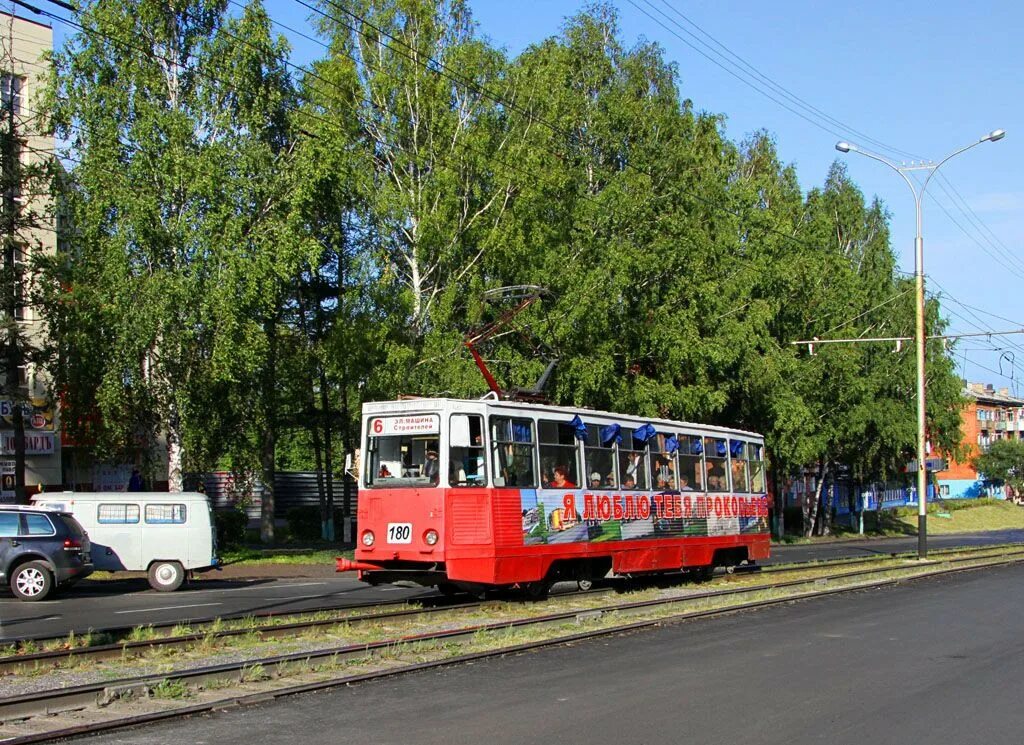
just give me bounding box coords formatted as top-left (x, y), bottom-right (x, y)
top-left (127, 468), bottom-right (143, 492)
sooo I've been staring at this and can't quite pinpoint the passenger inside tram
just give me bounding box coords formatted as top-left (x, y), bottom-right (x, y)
top-left (549, 465), bottom-right (575, 489)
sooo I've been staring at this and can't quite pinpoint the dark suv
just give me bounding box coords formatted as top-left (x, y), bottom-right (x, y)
top-left (0, 508), bottom-right (93, 601)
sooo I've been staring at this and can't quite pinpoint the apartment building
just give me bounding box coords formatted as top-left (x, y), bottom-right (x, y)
top-left (935, 382), bottom-right (1024, 499)
top-left (0, 12), bottom-right (60, 500)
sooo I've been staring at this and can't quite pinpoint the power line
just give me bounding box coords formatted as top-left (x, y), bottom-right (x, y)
top-left (39, 0), bottom-right (937, 351)
top-left (636, 0), bottom-right (922, 162)
top-left (926, 178), bottom-right (1024, 280)
top-left (932, 172), bottom-right (1024, 275)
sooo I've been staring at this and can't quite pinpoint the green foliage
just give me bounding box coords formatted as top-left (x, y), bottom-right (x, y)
top-left (214, 508), bottom-right (248, 549)
top-left (286, 506), bottom-right (346, 541)
top-left (35, 0), bottom-right (969, 514)
top-left (972, 439), bottom-right (1024, 494)
top-left (286, 506), bottom-right (322, 541)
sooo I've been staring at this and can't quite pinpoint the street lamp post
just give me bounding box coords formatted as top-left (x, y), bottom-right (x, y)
top-left (835, 129), bottom-right (1006, 559)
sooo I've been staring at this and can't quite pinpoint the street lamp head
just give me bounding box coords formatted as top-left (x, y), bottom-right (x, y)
top-left (984, 129), bottom-right (1006, 142)
top-left (835, 141), bottom-right (852, 153)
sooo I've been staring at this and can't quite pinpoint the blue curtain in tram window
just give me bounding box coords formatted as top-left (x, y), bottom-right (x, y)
top-left (664, 435), bottom-right (680, 454)
top-left (634, 423), bottom-right (657, 442)
top-left (570, 415), bottom-right (588, 441)
top-left (512, 422), bottom-right (532, 443)
top-left (691, 438), bottom-right (703, 455)
top-left (716, 439), bottom-right (727, 457)
top-left (600, 423), bottom-right (622, 446)
top-left (730, 439), bottom-right (745, 458)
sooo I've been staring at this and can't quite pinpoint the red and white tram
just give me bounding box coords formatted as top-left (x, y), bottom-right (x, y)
top-left (337, 397), bottom-right (770, 595)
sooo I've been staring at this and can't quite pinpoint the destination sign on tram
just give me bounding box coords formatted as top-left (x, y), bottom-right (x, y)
top-left (370, 415), bottom-right (440, 436)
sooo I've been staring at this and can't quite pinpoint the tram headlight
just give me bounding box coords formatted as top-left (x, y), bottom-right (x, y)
top-left (361, 530), bottom-right (375, 547)
top-left (424, 529), bottom-right (439, 546)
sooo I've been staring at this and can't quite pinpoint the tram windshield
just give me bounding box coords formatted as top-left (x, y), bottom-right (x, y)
top-left (366, 433), bottom-right (440, 488)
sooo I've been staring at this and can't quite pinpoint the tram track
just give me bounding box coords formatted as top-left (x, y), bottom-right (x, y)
top-left (2, 546), bottom-right (1023, 743)
top-left (3, 541), bottom-right (1018, 676)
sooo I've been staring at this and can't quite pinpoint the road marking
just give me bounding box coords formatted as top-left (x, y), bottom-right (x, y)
top-left (229, 582), bottom-right (328, 592)
top-left (115, 602), bottom-right (223, 615)
top-left (186, 581), bottom-right (331, 595)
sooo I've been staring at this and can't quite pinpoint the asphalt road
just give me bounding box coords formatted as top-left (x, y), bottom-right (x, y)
top-left (2, 529), bottom-right (1022, 641)
top-left (767, 528), bottom-right (1024, 564)
top-left (83, 560), bottom-right (1024, 745)
top-left (0, 577), bottom-right (433, 642)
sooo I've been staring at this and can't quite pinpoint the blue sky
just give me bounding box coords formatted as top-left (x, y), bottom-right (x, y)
top-left (49, 0), bottom-right (1024, 392)
top-left (468, 1), bottom-right (1024, 394)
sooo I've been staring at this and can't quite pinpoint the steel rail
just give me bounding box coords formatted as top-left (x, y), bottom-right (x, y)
top-left (3, 541), bottom-right (1018, 672)
top-left (6, 538), bottom-right (1011, 649)
top-left (0, 588), bottom-right (613, 676)
top-left (2, 549), bottom-right (1022, 735)
top-left (743, 541), bottom-right (1024, 577)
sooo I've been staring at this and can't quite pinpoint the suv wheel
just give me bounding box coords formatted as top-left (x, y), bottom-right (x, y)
top-left (11, 561), bottom-right (54, 602)
top-left (148, 561), bottom-right (185, 592)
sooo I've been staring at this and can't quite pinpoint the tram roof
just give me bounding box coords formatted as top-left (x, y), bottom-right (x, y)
top-left (363, 396), bottom-right (764, 441)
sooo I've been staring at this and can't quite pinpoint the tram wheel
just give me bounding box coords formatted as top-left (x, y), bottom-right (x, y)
top-left (524, 580), bottom-right (552, 600)
top-left (577, 578), bottom-right (594, 592)
top-left (437, 583), bottom-right (460, 597)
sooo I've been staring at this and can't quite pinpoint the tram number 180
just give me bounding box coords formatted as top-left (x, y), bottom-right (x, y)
top-left (387, 523), bottom-right (413, 544)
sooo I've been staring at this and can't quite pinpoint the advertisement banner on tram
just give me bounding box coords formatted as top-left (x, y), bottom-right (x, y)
top-left (521, 489), bottom-right (769, 545)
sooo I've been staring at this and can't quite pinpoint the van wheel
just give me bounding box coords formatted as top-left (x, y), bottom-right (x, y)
top-left (148, 561), bottom-right (185, 592)
top-left (11, 561), bottom-right (53, 601)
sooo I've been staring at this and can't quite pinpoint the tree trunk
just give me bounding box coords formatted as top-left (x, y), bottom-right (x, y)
top-left (12, 402), bottom-right (25, 503)
top-left (294, 282), bottom-right (329, 540)
top-left (259, 317), bottom-right (278, 543)
top-left (821, 477), bottom-right (834, 537)
top-left (166, 405), bottom-right (184, 492)
top-left (804, 462), bottom-right (826, 538)
top-left (319, 367), bottom-right (335, 542)
top-left (259, 424), bottom-right (275, 543)
top-left (341, 383), bottom-right (353, 544)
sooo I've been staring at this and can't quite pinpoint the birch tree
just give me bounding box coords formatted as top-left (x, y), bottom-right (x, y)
top-left (43, 0), bottom-right (302, 504)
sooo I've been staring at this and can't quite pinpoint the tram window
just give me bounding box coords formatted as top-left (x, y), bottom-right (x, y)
top-left (538, 419), bottom-right (580, 488)
top-left (650, 433), bottom-right (677, 491)
top-left (730, 440), bottom-right (750, 493)
top-left (749, 443), bottom-right (766, 492)
top-left (678, 435), bottom-right (704, 491)
top-left (490, 416), bottom-right (537, 488)
top-left (583, 424), bottom-right (617, 489)
top-left (704, 436), bottom-right (729, 492)
top-left (366, 433), bottom-right (440, 488)
top-left (450, 414), bottom-right (486, 487)
top-left (619, 427), bottom-right (649, 490)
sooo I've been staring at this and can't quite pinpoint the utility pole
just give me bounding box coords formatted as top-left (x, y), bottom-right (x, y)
top-left (832, 129), bottom-right (1006, 557)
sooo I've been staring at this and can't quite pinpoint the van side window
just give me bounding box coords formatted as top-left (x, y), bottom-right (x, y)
top-left (23, 514), bottom-right (55, 535)
top-left (98, 504), bottom-right (141, 524)
top-left (145, 504), bottom-right (187, 524)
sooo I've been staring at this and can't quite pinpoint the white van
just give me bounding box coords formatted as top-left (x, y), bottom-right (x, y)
top-left (30, 492), bottom-right (219, 591)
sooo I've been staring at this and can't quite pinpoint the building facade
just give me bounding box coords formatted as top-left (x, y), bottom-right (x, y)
top-left (935, 382), bottom-right (1024, 499)
top-left (0, 12), bottom-right (61, 500)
